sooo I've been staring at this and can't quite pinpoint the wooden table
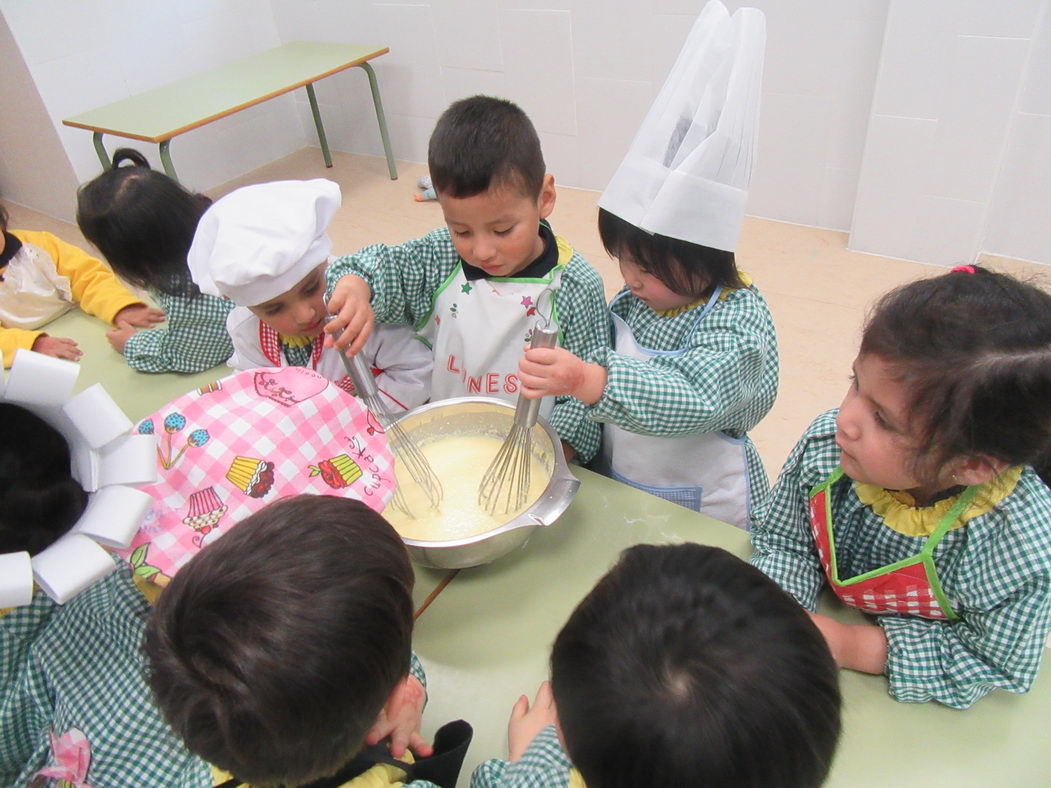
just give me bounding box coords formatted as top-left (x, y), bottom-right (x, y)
top-left (62, 41), bottom-right (397, 182)
top-left (43, 306), bottom-right (1051, 787)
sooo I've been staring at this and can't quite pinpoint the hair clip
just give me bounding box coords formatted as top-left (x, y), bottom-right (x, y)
top-left (951, 265), bottom-right (976, 274)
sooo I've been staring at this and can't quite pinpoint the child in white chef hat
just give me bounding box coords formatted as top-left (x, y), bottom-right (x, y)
top-left (188, 179), bottom-right (431, 411)
top-left (516, 1), bottom-right (778, 529)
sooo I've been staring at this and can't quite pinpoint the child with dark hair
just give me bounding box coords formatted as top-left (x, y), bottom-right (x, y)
top-left (146, 495), bottom-right (469, 788)
top-left (76, 148), bottom-right (235, 373)
top-left (1, 402), bottom-right (204, 787)
top-left (515, 4), bottom-right (775, 527)
top-left (751, 265), bottom-right (1051, 709)
top-left (326, 95), bottom-right (609, 462)
top-left (187, 179), bottom-right (431, 411)
top-left (0, 202), bottom-right (163, 367)
top-left (471, 543), bottom-right (842, 787)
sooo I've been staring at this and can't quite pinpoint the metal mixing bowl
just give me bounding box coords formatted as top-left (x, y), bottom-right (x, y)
top-left (389, 397), bottom-right (580, 569)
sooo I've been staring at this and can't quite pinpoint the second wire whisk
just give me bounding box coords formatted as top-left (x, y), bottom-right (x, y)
top-left (340, 348), bottom-right (442, 517)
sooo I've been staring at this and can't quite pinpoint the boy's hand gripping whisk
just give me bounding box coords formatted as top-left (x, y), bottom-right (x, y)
top-left (478, 321), bottom-right (560, 514)
top-left (338, 347), bottom-right (442, 517)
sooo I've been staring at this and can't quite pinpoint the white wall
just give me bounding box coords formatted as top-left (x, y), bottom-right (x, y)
top-left (0, 0), bottom-right (307, 213)
top-left (0, 0), bottom-right (1047, 265)
top-left (850, 0), bottom-right (1048, 266)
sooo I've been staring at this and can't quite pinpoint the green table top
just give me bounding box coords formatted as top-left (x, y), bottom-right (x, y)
top-left (61, 41), bottom-right (388, 143)
top-left (412, 470), bottom-right (1051, 786)
top-left (38, 308), bottom-right (1051, 786)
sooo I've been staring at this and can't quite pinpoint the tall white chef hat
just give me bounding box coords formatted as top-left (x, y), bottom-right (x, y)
top-left (188, 179), bottom-right (341, 306)
top-left (598, 1), bottom-right (766, 252)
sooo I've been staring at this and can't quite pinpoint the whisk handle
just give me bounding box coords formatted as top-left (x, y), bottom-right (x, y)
top-left (515, 323), bottom-right (560, 428)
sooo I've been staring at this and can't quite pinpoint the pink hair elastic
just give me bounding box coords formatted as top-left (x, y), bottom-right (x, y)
top-left (951, 265), bottom-right (977, 274)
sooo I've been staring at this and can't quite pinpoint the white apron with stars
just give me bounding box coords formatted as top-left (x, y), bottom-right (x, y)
top-left (417, 257), bottom-right (565, 421)
top-left (600, 287), bottom-right (751, 527)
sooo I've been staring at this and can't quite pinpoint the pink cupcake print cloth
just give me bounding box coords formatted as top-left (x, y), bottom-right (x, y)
top-left (118, 367), bottom-right (396, 584)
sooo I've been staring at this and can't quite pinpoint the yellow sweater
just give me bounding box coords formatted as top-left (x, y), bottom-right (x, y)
top-left (0, 229), bottom-right (144, 367)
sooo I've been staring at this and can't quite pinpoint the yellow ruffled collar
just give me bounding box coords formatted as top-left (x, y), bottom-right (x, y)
top-left (853, 467), bottom-right (1023, 537)
top-left (279, 333), bottom-right (314, 348)
top-left (653, 272), bottom-right (753, 318)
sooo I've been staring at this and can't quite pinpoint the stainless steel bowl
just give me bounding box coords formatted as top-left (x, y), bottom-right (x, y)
top-left (389, 397), bottom-right (580, 569)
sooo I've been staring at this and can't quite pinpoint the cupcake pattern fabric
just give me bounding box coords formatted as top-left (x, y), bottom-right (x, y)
top-left (118, 367), bottom-right (396, 585)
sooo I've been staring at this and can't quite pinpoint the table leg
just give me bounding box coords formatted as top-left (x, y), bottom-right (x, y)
top-left (359, 61), bottom-right (398, 180)
top-left (158, 140), bottom-right (179, 182)
top-left (92, 133), bottom-right (110, 172)
top-left (305, 82), bottom-right (333, 168)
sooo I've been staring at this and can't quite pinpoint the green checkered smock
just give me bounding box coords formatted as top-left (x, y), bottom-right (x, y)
top-left (587, 283), bottom-right (779, 506)
top-left (470, 726), bottom-right (575, 787)
top-left (327, 227), bottom-right (610, 462)
top-left (123, 287), bottom-right (234, 373)
top-left (1, 562), bottom-right (211, 787)
top-left (750, 409), bottom-right (1051, 709)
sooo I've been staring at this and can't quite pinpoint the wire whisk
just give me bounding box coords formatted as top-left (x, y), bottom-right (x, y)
top-left (478, 322), bottom-right (559, 514)
top-left (339, 348), bottom-right (442, 517)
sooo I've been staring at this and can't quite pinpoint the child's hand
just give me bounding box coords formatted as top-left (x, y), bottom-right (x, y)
top-left (31, 335), bottom-right (83, 361)
top-left (518, 348), bottom-right (607, 406)
top-left (508, 680), bottom-right (558, 762)
top-left (365, 674), bottom-right (434, 760)
top-left (114, 303), bottom-right (165, 327)
top-left (808, 611), bottom-right (888, 674)
top-left (106, 321), bottom-right (137, 355)
top-left (325, 275), bottom-right (375, 357)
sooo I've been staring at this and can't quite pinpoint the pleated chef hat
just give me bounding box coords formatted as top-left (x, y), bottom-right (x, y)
top-left (598, 1), bottom-right (765, 252)
top-left (188, 179), bottom-right (341, 306)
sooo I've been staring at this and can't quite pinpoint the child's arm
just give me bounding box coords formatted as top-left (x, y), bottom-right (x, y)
top-left (749, 413), bottom-right (836, 609)
top-left (122, 292), bottom-right (235, 374)
top-left (872, 488), bottom-right (1051, 709)
top-left (19, 230), bottom-right (158, 327)
top-left (543, 258), bottom-right (610, 464)
top-left (470, 683), bottom-right (573, 788)
top-left (1, 326), bottom-right (79, 366)
top-left (325, 231), bottom-right (462, 351)
top-left (591, 291), bottom-right (776, 438)
top-left (364, 652), bottom-right (433, 758)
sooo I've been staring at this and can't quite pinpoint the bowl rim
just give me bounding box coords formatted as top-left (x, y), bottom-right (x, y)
top-left (389, 396), bottom-right (576, 548)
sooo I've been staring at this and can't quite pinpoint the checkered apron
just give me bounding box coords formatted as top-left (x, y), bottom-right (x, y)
top-left (808, 467), bottom-right (979, 621)
top-left (116, 367), bottom-right (395, 585)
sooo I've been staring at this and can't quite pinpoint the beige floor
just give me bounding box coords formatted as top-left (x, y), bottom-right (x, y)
top-left (4, 147), bottom-right (1049, 479)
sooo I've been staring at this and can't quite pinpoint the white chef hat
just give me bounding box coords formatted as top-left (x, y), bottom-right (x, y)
top-left (188, 179), bottom-right (341, 306)
top-left (598, 1), bottom-right (765, 252)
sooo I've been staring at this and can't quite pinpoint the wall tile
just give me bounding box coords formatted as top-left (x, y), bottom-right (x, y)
top-left (1020, 7), bottom-right (1051, 116)
top-left (570, 0), bottom-right (654, 83)
top-left (440, 67), bottom-right (510, 105)
top-left (573, 76), bottom-right (654, 190)
top-left (500, 9), bottom-right (577, 137)
top-left (370, 4), bottom-right (447, 119)
top-left (954, 0), bottom-right (1042, 38)
top-left (984, 112), bottom-right (1051, 264)
top-left (433, 0), bottom-right (504, 72)
top-left (872, 0), bottom-right (955, 119)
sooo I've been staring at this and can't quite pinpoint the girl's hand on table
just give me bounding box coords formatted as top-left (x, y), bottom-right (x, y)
top-left (31, 334), bottom-right (83, 361)
top-left (808, 611), bottom-right (887, 674)
top-left (518, 347), bottom-right (607, 406)
top-left (325, 274), bottom-right (375, 358)
top-left (508, 680), bottom-right (558, 762)
top-left (106, 321), bottom-right (137, 354)
top-left (114, 303), bottom-right (166, 327)
top-left (365, 674), bottom-right (433, 759)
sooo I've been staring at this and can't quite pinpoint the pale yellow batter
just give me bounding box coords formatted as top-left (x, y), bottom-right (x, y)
top-left (387, 434), bottom-right (549, 541)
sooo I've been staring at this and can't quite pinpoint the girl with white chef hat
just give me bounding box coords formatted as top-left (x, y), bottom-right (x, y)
top-left (517, 0), bottom-right (777, 528)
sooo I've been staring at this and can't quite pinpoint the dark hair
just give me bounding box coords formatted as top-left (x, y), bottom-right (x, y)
top-left (144, 495), bottom-right (415, 787)
top-left (860, 265), bottom-right (1051, 486)
top-left (552, 543), bottom-right (841, 788)
top-left (0, 403), bottom-right (88, 555)
top-left (76, 148), bottom-right (211, 297)
top-left (598, 207), bottom-right (744, 299)
top-left (0, 203), bottom-right (8, 233)
top-left (428, 95), bottom-right (545, 199)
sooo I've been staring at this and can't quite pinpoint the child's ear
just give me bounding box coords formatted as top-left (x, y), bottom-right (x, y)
top-left (953, 454), bottom-right (1009, 486)
top-left (538, 174), bottom-right (556, 220)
